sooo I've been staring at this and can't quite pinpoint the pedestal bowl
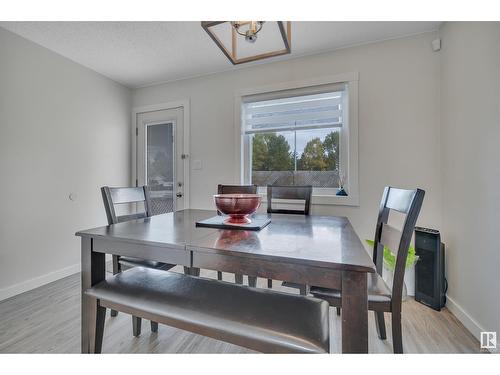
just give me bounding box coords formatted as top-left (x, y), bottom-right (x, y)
top-left (213, 194), bottom-right (261, 224)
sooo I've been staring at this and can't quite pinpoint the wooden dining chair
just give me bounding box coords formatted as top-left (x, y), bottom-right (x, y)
top-left (310, 186), bottom-right (425, 353)
top-left (266, 185), bottom-right (313, 293)
top-left (101, 185), bottom-right (177, 335)
top-left (216, 184), bottom-right (258, 287)
top-left (266, 185), bottom-right (312, 215)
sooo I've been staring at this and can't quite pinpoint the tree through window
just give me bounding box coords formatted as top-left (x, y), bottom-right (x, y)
top-left (243, 88), bottom-right (347, 189)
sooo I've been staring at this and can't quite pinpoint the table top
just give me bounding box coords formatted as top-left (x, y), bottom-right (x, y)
top-left (76, 209), bottom-right (375, 273)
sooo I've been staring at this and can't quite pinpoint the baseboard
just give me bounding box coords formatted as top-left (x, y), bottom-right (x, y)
top-left (0, 263), bottom-right (80, 302)
top-left (446, 295), bottom-right (484, 341)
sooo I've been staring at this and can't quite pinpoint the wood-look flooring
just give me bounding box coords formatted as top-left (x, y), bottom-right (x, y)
top-left (0, 266), bottom-right (480, 353)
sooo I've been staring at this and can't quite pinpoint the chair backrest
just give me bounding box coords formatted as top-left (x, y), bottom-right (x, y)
top-left (216, 184), bottom-right (258, 215)
top-left (101, 186), bottom-right (152, 225)
top-left (266, 185), bottom-right (312, 215)
top-left (372, 186), bottom-right (425, 304)
top-left (217, 184), bottom-right (258, 195)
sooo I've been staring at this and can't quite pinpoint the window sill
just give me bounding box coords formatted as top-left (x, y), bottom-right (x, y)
top-left (259, 193), bottom-right (359, 207)
top-left (311, 194), bottom-right (359, 206)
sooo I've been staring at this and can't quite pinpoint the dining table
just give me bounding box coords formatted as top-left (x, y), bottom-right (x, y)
top-left (76, 209), bottom-right (376, 353)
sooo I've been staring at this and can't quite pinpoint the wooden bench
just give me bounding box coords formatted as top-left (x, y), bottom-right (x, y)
top-left (85, 267), bottom-right (330, 353)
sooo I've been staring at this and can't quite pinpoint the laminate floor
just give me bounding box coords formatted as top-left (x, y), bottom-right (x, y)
top-left (0, 266), bottom-right (480, 353)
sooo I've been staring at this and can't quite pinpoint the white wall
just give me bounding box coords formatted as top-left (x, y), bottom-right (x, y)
top-left (440, 22), bottom-right (500, 339)
top-left (0, 28), bottom-right (131, 299)
top-left (133, 32), bottom-right (443, 294)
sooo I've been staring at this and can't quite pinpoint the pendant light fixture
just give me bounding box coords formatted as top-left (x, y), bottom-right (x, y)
top-left (201, 21), bottom-right (291, 65)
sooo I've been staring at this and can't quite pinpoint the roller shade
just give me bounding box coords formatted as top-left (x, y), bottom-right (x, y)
top-left (243, 89), bottom-right (346, 134)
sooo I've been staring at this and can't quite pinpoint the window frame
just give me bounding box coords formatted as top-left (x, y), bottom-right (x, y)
top-left (234, 73), bottom-right (359, 206)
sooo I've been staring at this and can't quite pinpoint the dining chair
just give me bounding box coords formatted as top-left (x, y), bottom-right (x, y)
top-left (216, 184), bottom-right (258, 287)
top-left (310, 186), bottom-right (425, 353)
top-left (101, 185), bottom-right (176, 335)
top-left (266, 185), bottom-right (313, 293)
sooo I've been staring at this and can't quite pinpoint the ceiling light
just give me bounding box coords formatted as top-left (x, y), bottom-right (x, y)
top-left (201, 21), bottom-right (291, 65)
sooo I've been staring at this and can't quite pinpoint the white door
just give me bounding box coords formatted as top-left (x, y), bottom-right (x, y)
top-left (136, 107), bottom-right (186, 213)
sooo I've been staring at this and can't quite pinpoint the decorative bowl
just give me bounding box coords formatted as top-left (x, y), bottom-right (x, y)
top-left (213, 194), bottom-right (262, 224)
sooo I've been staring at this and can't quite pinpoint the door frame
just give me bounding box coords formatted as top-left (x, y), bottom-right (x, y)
top-left (132, 99), bottom-right (190, 209)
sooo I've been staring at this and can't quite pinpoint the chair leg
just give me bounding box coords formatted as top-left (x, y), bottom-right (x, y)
top-left (299, 284), bottom-right (310, 296)
top-left (217, 271), bottom-right (223, 281)
top-left (132, 316), bottom-right (142, 337)
top-left (89, 299), bottom-right (106, 354)
top-left (248, 276), bottom-right (257, 287)
top-left (184, 267), bottom-right (200, 276)
top-left (267, 279), bottom-right (272, 288)
top-left (110, 255), bottom-right (120, 317)
top-left (150, 321), bottom-right (158, 333)
top-left (391, 311), bottom-right (403, 353)
top-left (235, 273), bottom-right (243, 284)
top-left (374, 311), bottom-right (387, 340)
top-left (336, 307), bottom-right (341, 316)
top-left (191, 267), bottom-right (200, 277)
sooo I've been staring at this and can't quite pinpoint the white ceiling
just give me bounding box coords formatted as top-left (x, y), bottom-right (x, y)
top-left (0, 21), bottom-right (441, 88)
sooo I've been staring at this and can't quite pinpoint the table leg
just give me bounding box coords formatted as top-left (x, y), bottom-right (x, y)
top-left (81, 237), bottom-right (106, 353)
top-left (341, 270), bottom-right (368, 353)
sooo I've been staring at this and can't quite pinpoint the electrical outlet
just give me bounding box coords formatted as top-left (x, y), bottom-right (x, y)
top-left (193, 159), bottom-right (203, 170)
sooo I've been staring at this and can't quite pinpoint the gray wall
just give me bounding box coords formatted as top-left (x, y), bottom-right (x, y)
top-left (0, 28), bottom-right (132, 298)
top-left (440, 22), bottom-right (500, 339)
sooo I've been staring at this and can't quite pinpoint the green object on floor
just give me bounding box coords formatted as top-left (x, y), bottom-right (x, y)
top-left (365, 239), bottom-right (418, 270)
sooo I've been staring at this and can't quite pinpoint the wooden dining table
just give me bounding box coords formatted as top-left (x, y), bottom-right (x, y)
top-left (76, 209), bottom-right (375, 353)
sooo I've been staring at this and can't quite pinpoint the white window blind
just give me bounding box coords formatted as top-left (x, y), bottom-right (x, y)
top-left (243, 88), bottom-right (346, 135)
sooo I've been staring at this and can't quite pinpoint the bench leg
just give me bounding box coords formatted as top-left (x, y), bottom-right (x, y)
top-left (336, 307), bottom-right (341, 316)
top-left (132, 316), bottom-right (142, 337)
top-left (150, 321), bottom-right (158, 333)
top-left (248, 276), bottom-right (257, 287)
top-left (267, 278), bottom-right (272, 288)
top-left (89, 299), bottom-right (106, 354)
top-left (235, 273), bottom-right (243, 284)
top-left (217, 271), bottom-right (223, 281)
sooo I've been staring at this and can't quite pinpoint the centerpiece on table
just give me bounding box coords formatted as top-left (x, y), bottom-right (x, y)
top-left (213, 193), bottom-right (262, 224)
top-left (196, 193), bottom-right (270, 230)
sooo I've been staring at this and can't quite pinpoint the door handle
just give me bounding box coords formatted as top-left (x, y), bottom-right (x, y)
top-left (176, 192), bottom-right (183, 198)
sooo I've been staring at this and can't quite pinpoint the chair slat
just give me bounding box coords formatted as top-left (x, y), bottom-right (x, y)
top-left (218, 184), bottom-right (257, 195)
top-left (269, 186), bottom-right (311, 200)
top-left (267, 185), bottom-right (312, 215)
top-left (109, 187), bottom-right (146, 204)
top-left (117, 212), bottom-right (148, 223)
top-left (379, 223), bottom-right (403, 255)
top-left (385, 188), bottom-right (416, 213)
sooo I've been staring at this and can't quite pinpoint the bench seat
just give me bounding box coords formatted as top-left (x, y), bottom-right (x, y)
top-left (85, 267), bottom-right (330, 353)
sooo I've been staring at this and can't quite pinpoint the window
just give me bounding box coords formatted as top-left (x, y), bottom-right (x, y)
top-left (239, 77), bottom-right (358, 205)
